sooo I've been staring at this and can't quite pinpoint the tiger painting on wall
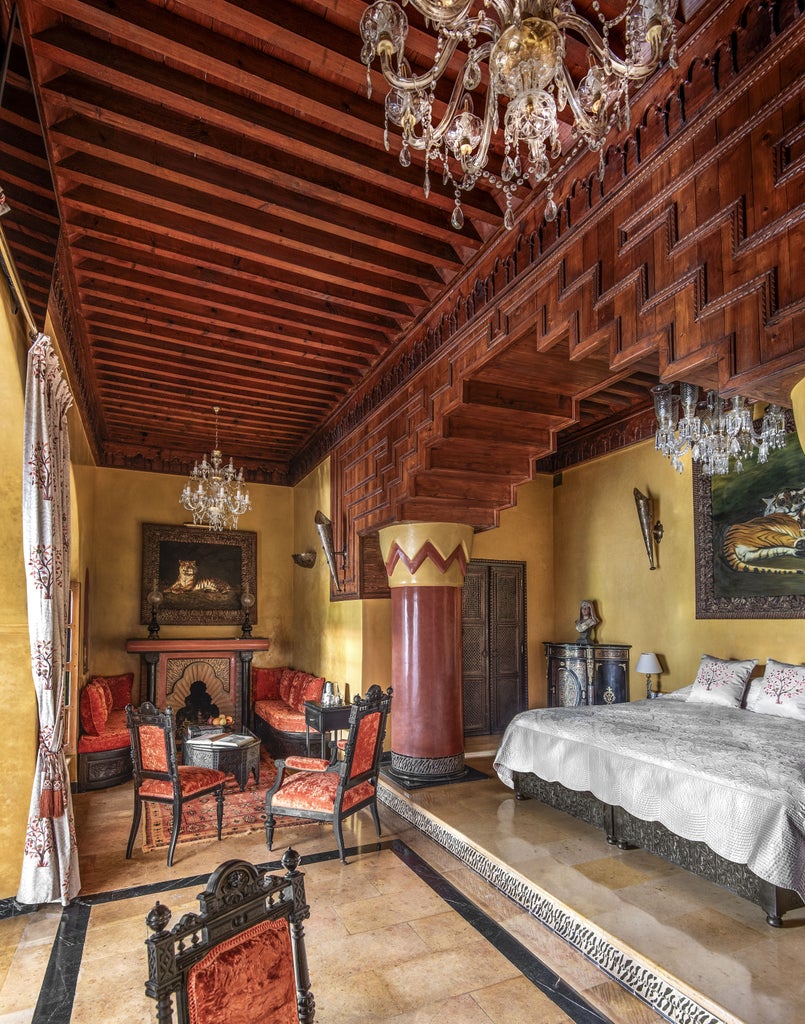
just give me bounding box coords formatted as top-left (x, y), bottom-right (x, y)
top-left (164, 559), bottom-right (234, 594)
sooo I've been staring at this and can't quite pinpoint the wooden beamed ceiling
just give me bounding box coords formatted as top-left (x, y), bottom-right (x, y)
top-left (3, 0), bottom-right (799, 526)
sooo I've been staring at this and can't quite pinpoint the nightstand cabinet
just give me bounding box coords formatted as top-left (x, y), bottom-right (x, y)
top-left (545, 642), bottom-right (631, 707)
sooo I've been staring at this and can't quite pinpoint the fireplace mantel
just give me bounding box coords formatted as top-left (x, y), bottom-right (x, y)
top-left (126, 637), bottom-right (269, 729)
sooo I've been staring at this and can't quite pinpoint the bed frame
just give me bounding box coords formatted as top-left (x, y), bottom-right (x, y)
top-left (514, 771), bottom-right (804, 927)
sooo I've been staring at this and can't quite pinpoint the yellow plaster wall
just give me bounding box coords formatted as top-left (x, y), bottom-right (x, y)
top-left (552, 439), bottom-right (805, 699)
top-left (0, 287), bottom-right (36, 898)
top-left (291, 460), bottom-right (365, 700)
top-left (472, 476), bottom-right (556, 707)
top-left (77, 467), bottom-right (294, 679)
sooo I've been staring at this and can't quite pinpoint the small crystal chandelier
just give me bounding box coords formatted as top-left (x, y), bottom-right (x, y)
top-left (651, 383), bottom-right (788, 476)
top-left (179, 406), bottom-right (252, 530)
top-left (360, 0), bottom-right (678, 230)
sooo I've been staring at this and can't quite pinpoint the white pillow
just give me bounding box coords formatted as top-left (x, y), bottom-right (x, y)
top-left (659, 684), bottom-right (693, 701)
top-left (745, 659), bottom-right (805, 720)
top-left (686, 654), bottom-right (757, 708)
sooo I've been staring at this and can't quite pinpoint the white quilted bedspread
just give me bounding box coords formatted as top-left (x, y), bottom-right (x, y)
top-left (494, 699), bottom-right (805, 898)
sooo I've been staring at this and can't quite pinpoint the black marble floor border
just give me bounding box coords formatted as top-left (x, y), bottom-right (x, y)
top-left (390, 838), bottom-right (612, 1024)
top-left (27, 838), bottom-right (615, 1024)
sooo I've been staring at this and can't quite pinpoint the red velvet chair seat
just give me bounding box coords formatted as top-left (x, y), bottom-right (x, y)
top-left (140, 766), bottom-right (228, 800)
top-left (270, 773), bottom-right (374, 813)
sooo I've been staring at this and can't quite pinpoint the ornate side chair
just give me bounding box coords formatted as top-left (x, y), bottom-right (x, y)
top-left (266, 685), bottom-right (392, 863)
top-left (126, 701), bottom-right (228, 867)
top-left (145, 850), bottom-right (315, 1023)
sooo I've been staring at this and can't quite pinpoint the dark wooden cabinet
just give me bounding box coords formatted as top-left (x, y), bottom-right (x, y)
top-left (544, 642), bottom-right (631, 707)
top-left (462, 560), bottom-right (526, 735)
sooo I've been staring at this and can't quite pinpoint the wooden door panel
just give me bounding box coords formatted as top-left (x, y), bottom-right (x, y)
top-left (461, 564), bottom-right (489, 735)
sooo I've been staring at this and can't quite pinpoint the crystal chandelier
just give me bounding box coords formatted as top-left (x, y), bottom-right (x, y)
top-left (179, 406), bottom-right (252, 530)
top-left (651, 383), bottom-right (789, 476)
top-left (360, 0), bottom-right (678, 230)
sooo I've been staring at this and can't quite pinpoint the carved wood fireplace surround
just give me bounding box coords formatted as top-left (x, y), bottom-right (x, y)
top-left (126, 638), bottom-right (269, 730)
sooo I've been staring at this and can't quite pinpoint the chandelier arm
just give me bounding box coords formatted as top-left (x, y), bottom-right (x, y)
top-left (558, 11), bottom-right (665, 81)
top-left (377, 33), bottom-right (461, 94)
top-left (555, 64), bottom-right (610, 142)
top-left (462, 73), bottom-right (505, 177)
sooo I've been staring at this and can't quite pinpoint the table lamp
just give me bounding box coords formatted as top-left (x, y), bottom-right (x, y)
top-left (636, 652), bottom-right (662, 699)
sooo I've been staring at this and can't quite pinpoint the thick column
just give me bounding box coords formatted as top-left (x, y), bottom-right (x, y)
top-left (378, 522), bottom-right (474, 784)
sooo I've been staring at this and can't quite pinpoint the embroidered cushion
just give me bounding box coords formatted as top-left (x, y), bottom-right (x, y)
top-left (288, 671), bottom-right (310, 712)
top-left (79, 682), bottom-right (109, 736)
top-left (77, 711), bottom-right (130, 753)
top-left (278, 668), bottom-right (296, 705)
top-left (300, 675), bottom-right (325, 706)
top-left (686, 655), bottom-right (757, 708)
top-left (252, 667), bottom-right (282, 702)
top-left (92, 672), bottom-right (135, 710)
top-left (745, 659), bottom-right (805, 720)
top-left (95, 678), bottom-right (113, 712)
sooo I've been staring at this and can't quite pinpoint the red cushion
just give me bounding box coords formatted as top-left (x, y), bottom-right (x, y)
top-left (288, 671), bottom-right (310, 712)
top-left (186, 918), bottom-right (297, 1024)
top-left (285, 755), bottom-right (329, 771)
top-left (254, 700), bottom-right (306, 733)
top-left (300, 675), bottom-right (325, 707)
top-left (77, 716), bottom-right (129, 754)
top-left (93, 672), bottom-right (135, 710)
top-left (96, 678), bottom-right (113, 712)
top-left (252, 667), bottom-right (282, 702)
top-left (139, 766), bottom-right (227, 798)
top-left (79, 683), bottom-right (109, 736)
top-left (278, 668), bottom-right (295, 704)
top-left (271, 771), bottom-right (374, 813)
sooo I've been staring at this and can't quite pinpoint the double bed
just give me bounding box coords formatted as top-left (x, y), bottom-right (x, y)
top-left (494, 687), bottom-right (805, 925)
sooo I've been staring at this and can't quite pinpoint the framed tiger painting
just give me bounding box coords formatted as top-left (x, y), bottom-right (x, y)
top-left (140, 523), bottom-right (257, 627)
top-left (694, 428), bottom-right (805, 618)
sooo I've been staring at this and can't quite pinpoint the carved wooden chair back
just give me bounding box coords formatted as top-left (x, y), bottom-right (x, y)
top-left (144, 850), bottom-right (315, 1023)
top-left (125, 701), bottom-right (228, 867)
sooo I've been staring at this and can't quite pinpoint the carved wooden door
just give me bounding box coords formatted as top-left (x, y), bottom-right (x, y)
top-left (462, 560), bottom-right (526, 735)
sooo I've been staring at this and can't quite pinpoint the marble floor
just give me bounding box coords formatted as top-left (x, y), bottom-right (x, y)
top-left (1, 743), bottom-right (803, 1024)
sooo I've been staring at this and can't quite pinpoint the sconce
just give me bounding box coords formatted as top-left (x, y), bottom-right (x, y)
top-left (636, 652), bottom-right (663, 699)
top-left (292, 551), bottom-right (317, 569)
top-left (315, 511), bottom-right (347, 592)
top-left (633, 488), bottom-right (664, 570)
top-left (147, 578), bottom-right (163, 639)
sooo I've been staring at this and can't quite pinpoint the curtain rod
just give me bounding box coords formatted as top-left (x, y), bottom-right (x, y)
top-left (0, 223), bottom-right (39, 342)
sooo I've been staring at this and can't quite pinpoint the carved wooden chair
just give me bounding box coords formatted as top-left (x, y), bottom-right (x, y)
top-left (126, 701), bottom-right (227, 867)
top-left (266, 685), bottom-right (393, 863)
top-left (145, 850), bottom-right (315, 1023)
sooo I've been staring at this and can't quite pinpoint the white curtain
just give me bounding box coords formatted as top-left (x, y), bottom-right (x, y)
top-left (17, 334), bottom-right (81, 906)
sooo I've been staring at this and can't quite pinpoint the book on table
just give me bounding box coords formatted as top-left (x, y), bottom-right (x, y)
top-left (185, 732), bottom-right (254, 748)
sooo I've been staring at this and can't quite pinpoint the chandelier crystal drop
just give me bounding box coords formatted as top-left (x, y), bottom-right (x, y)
top-left (360, 0), bottom-right (678, 229)
top-left (651, 383), bottom-right (789, 476)
top-left (179, 406), bottom-right (252, 530)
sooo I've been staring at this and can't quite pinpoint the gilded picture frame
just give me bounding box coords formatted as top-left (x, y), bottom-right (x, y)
top-left (140, 523), bottom-right (257, 626)
top-left (693, 428), bottom-right (805, 619)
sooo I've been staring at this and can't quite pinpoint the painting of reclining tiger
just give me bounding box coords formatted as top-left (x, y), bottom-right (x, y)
top-left (722, 486), bottom-right (805, 574)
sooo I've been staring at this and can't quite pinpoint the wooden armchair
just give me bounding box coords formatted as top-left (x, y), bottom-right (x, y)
top-left (144, 850), bottom-right (315, 1023)
top-left (126, 701), bottom-right (228, 867)
top-left (265, 685), bottom-right (392, 863)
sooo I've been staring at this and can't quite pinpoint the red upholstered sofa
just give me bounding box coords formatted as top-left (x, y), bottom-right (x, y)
top-left (76, 673), bottom-right (135, 791)
top-left (251, 667), bottom-right (326, 757)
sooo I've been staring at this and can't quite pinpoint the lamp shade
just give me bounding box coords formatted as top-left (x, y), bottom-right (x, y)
top-left (636, 652), bottom-right (662, 675)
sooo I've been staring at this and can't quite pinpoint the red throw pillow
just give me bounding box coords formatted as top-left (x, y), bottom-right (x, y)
top-left (79, 682), bottom-right (109, 736)
top-left (288, 671), bottom-right (310, 712)
top-left (93, 673), bottom-right (134, 710)
top-left (279, 667), bottom-right (296, 704)
top-left (252, 667), bottom-right (282, 702)
top-left (301, 675), bottom-right (325, 705)
top-left (95, 678), bottom-right (113, 712)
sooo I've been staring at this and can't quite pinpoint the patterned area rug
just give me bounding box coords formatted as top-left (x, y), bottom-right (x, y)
top-left (143, 750), bottom-right (313, 852)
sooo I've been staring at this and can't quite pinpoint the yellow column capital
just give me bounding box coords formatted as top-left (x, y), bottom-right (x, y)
top-left (378, 522), bottom-right (475, 588)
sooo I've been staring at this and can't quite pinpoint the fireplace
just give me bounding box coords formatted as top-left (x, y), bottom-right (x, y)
top-left (126, 637), bottom-right (270, 730)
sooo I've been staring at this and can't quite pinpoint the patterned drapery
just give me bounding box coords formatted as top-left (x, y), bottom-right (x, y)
top-left (17, 334), bottom-right (81, 906)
